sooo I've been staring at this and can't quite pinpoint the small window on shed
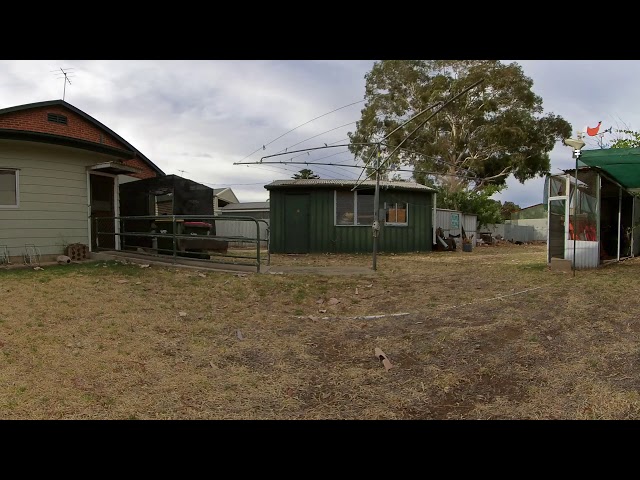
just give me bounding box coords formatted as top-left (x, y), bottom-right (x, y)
top-left (47, 113), bottom-right (68, 125)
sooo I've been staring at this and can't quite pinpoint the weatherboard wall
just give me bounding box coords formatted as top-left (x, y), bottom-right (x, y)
top-left (268, 187), bottom-right (433, 254)
top-left (0, 140), bottom-right (115, 258)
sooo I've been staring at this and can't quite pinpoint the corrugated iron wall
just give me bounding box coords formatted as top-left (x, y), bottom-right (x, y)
top-left (269, 188), bottom-right (433, 253)
top-left (462, 213), bottom-right (478, 246)
top-left (435, 209), bottom-right (477, 246)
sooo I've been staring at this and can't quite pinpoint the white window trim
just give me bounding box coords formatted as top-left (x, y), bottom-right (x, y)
top-left (334, 190), bottom-right (374, 227)
top-left (384, 201), bottom-right (409, 227)
top-left (0, 168), bottom-right (20, 209)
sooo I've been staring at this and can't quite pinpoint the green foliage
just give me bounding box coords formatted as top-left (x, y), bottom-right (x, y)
top-left (500, 201), bottom-right (521, 220)
top-left (292, 168), bottom-right (320, 179)
top-left (436, 184), bottom-right (504, 228)
top-left (610, 129), bottom-right (640, 149)
top-left (348, 60), bottom-right (572, 193)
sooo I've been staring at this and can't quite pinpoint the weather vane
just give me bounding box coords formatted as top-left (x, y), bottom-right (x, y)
top-left (51, 67), bottom-right (75, 101)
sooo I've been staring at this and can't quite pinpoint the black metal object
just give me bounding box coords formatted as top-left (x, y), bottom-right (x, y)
top-left (119, 175), bottom-right (215, 250)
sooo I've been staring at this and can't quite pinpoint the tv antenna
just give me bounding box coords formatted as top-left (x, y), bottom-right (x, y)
top-left (177, 169), bottom-right (189, 177)
top-left (51, 67), bottom-right (75, 101)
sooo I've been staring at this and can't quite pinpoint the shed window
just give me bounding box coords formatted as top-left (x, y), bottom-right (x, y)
top-left (0, 169), bottom-right (19, 207)
top-left (47, 113), bottom-right (68, 125)
top-left (385, 202), bottom-right (408, 225)
top-left (335, 190), bottom-right (374, 226)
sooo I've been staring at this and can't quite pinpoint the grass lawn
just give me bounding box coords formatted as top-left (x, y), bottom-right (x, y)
top-left (1, 243), bottom-right (640, 419)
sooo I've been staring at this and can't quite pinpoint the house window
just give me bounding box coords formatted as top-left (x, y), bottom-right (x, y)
top-left (0, 169), bottom-right (19, 208)
top-left (335, 190), bottom-right (374, 226)
top-left (385, 202), bottom-right (408, 225)
top-left (47, 113), bottom-right (68, 125)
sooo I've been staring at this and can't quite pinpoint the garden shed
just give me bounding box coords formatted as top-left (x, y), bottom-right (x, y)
top-left (265, 179), bottom-right (435, 254)
top-left (545, 147), bottom-right (640, 269)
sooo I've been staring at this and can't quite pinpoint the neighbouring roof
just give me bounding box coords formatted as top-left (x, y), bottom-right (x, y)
top-left (0, 100), bottom-right (165, 176)
top-left (213, 187), bottom-right (239, 203)
top-left (519, 203), bottom-right (543, 211)
top-left (221, 202), bottom-right (270, 211)
top-left (579, 147), bottom-right (640, 193)
top-left (265, 179), bottom-right (435, 191)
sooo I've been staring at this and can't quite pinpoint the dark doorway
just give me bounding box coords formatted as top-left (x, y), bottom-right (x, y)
top-left (90, 174), bottom-right (115, 250)
top-left (548, 199), bottom-right (566, 260)
top-left (284, 194), bottom-right (309, 253)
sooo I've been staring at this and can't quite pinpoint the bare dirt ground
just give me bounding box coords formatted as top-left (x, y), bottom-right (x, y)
top-left (2, 243), bottom-right (640, 419)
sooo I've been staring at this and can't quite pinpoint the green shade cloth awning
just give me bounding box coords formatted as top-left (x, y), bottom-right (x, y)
top-left (580, 147), bottom-right (640, 193)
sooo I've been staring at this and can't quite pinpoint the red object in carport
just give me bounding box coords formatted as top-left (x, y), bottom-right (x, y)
top-left (183, 222), bottom-right (212, 228)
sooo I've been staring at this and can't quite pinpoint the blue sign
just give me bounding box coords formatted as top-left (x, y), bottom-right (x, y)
top-left (451, 213), bottom-right (460, 228)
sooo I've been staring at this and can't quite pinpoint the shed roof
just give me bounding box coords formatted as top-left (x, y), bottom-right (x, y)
top-left (265, 179), bottom-right (435, 191)
top-left (579, 147), bottom-right (640, 193)
top-left (221, 202), bottom-right (270, 210)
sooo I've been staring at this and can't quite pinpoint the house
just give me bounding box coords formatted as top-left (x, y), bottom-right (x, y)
top-left (0, 99), bottom-right (164, 264)
top-left (545, 147), bottom-right (640, 269)
top-left (213, 187), bottom-right (239, 215)
top-left (264, 179), bottom-right (435, 254)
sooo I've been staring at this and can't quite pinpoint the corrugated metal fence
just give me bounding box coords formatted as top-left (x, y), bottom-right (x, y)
top-left (215, 218), bottom-right (269, 248)
top-left (435, 209), bottom-right (477, 246)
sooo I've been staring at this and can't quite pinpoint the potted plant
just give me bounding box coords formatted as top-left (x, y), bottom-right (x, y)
top-left (462, 235), bottom-right (473, 252)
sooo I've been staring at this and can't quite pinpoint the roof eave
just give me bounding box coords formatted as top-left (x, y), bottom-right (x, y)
top-left (0, 129), bottom-right (136, 158)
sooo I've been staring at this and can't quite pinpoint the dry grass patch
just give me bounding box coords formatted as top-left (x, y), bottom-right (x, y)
top-left (2, 244), bottom-right (640, 419)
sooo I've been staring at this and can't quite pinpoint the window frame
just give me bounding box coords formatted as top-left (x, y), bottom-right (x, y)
top-left (0, 168), bottom-right (19, 209)
top-left (384, 201), bottom-right (409, 227)
top-left (334, 190), bottom-right (375, 227)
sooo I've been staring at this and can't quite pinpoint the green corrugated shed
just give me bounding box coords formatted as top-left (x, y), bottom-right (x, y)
top-left (265, 179), bottom-right (435, 254)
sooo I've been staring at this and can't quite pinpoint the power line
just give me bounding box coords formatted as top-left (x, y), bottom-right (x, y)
top-left (352, 79), bottom-right (485, 190)
top-left (237, 99), bottom-right (365, 162)
top-left (238, 142), bottom-right (379, 163)
top-left (378, 79), bottom-right (484, 174)
top-left (274, 121), bottom-right (357, 154)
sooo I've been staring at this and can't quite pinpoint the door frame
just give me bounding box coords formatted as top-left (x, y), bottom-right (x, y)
top-left (87, 171), bottom-right (120, 252)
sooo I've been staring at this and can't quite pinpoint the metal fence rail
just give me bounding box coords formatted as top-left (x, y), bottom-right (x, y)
top-left (94, 215), bottom-right (270, 272)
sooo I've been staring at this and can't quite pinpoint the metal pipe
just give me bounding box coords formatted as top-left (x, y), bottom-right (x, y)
top-left (573, 152), bottom-right (578, 276)
top-left (632, 196), bottom-right (635, 258)
top-left (172, 215), bottom-right (177, 264)
top-left (617, 186), bottom-right (622, 261)
top-left (372, 148), bottom-right (381, 271)
top-left (255, 218), bottom-right (261, 273)
top-left (596, 173), bottom-right (601, 265)
top-left (95, 217), bottom-right (99, 251)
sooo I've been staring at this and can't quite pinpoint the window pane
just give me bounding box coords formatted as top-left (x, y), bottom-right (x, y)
top-left (0, 170), bottom-right (16, 205)
top-left (550, 175), bottom-right (565, 197)
top-left (386, 205), bottom-right (396, 223)
top-left (356, 192), bottom-right (374, 225)
top-left (386, 202), bottom-right (407, 224)
top-left (336, 191), bottom-right (354, 225)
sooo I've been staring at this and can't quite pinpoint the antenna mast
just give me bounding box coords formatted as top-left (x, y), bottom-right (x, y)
top-left (52, 67), bottom-right (75, 101)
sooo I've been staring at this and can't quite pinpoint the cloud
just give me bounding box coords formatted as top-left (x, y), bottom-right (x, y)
top-left (1, 60), bottom-right (637, 204)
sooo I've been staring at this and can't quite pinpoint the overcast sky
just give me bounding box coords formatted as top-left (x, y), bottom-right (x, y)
top-left (0, 60), bottom-right (635, 207)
